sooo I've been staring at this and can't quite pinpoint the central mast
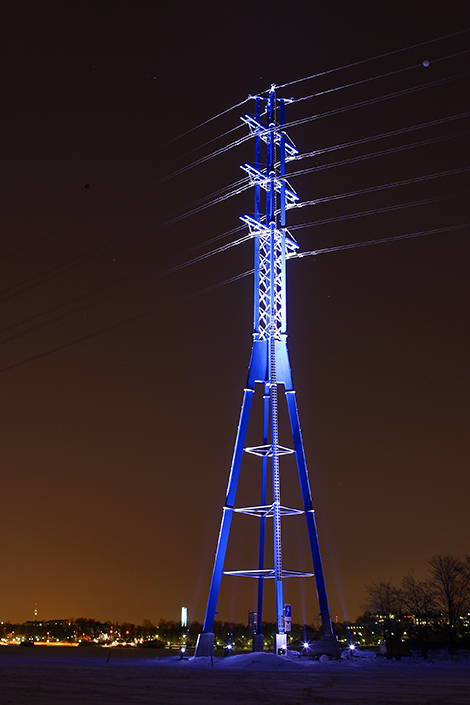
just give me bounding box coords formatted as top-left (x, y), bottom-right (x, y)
top-left (243, 87), bottom-right (299, 640)
top-left (195, 86), bottom-right (339, 658)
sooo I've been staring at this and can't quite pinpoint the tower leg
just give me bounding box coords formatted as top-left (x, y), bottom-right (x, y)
top-left (253, 384), bottom-right (269, 652)
top-left (195, 388), bottom-right (254, 656)
top-left (285, 390), bottom-right (336, 641)
top-left (195, 632), bottom-right (214, 657)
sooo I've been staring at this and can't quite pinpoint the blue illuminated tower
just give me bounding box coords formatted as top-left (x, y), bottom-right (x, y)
top-left (195, 86), bottom-right (339, 658)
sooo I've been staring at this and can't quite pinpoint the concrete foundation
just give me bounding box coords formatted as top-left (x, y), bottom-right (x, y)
top-left (307, 634), bottom-right (341, 659)
top-left (252, 634), bottom-right (264, 652)
top-left (194, 632), bottom-right (214, 657)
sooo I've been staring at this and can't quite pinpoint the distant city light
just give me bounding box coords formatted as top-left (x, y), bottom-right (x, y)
top-left (181, 606), bottom-right (188, 628)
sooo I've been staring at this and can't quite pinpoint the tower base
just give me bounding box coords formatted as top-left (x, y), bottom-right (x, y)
top-left (252, 634), bottom-right (264, 652)
top-left (273, 633), bottom-right (287, 655)
top-left (194, 632), bottom-right (214, 657)
top-left (307, 634), bottom-right (341, 659)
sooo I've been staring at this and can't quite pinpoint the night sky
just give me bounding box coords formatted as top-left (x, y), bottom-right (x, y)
top-left (1, 1), bottom-right (469, 629)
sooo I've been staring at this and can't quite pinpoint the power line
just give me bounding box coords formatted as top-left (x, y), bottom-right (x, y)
top-left (288, 132), bottom-right (468, 180)
top-left (0, 134), bottom-right (250, 265)
top-left (289, 192), bottom-right (467, 232)
top-left (0, 175), bottom-right (249, 300)
top-left (142, 98), bottom-right (252, 155)
top-left (291, 223), bottom-right (469, 259)
top-left (292, 167), bottom-right (470, 209)
top-left (0, 117), bottom-right (249, 263)
top-left (3, 191), bottom-right (466, 341)
top-left (275, 29), bottom-right (470, 91)
top-left (2, 160), bottom-right (465, 309)
top-left (0, 270), bottom-right (252, 376)
top-left (285, 71), bottom-right (470, 132)
top-left (9, 99), bottom-right (459, 275)
top-left (2, 70), bottom-right (465, 285)
top-left (4, 153), bottom-right (462, 308)
top-left (3, 64), bottom-right (466, 267)
top-left (292, 112), bottom-right (470, 162)
top-left (0, 232), bottom-right (254, 346)
top-left (1, 47), bottom-right (466, 361)
top-left (2, 221), bottom-right (467, 376)
top-left (2, 30), bottom-right (466, 260)
top-left (291, 49), bottom-right (470, 105)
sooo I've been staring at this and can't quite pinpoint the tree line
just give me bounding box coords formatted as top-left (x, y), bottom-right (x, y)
top-left (361, 554), bottom-right (470, 657)
top-left (0, 617), bottom-right (322, 649)
top-left (2, 554), bottom-right (468, 655)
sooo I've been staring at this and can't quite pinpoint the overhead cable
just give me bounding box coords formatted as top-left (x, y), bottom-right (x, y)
top-left (292, 167), bottom-right (470, 209)
top-left (292, 49), bottom-right (470, 104)
top-left (275, 29), bottom-right (470, 90)
top-left (290, 223), bottom-right (469, 259)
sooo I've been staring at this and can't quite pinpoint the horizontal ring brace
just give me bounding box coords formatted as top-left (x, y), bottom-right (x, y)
top-left (244, 443), bottom-right (295, 457)
top-left (233, 504), bottom-right (304, 517)
top-left (223, 569), bottom-right (314, 579)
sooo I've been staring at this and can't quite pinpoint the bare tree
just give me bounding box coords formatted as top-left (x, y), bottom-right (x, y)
top-left (364, 579), bottom-right (402, 657)
top-left (401, 571), bottom-right (436, 657)
top-left (428, 554), bottom-right (470, 654)
top-left (465, 555), bottom-right (470, 584)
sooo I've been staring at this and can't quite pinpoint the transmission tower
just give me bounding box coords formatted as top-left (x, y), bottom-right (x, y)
top-left (195, 86), bottom-right (339, 658)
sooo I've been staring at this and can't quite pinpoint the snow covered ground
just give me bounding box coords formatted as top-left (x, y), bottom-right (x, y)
top-left (0, 647), bottom-right (469, 704)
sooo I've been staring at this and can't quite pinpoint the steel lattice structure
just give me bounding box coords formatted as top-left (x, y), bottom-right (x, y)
top-left (195, 86), bottom-right (339, 658)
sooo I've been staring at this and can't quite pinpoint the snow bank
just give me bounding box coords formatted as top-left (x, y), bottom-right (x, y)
top-left (1, 647), bottom-right (469, 704)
